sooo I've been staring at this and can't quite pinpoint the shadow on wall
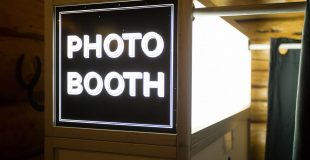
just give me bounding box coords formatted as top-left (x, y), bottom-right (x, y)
top-left (0, 0), bottom-right (44, 159)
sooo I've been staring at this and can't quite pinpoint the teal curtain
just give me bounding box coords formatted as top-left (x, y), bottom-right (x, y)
top-left (293, 1), bottom-right (310, 159)
top-left (265, 38), bottom-right (301, 160)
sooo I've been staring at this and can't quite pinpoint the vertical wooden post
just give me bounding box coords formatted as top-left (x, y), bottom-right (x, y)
top-left (177, 0), bottom-right (192, 159)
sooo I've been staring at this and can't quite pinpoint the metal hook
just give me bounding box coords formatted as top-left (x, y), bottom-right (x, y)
top-left (16, 54), bottom-right (44, 112)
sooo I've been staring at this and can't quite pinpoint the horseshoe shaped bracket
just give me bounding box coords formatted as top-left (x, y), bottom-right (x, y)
top-left (16, 54), bottom-right (44, 112)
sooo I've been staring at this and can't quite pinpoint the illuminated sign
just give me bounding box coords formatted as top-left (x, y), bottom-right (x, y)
top-left (55, 1), bottom-right (176, 133)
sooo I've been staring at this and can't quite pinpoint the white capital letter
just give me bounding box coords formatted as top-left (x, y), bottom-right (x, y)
top-left (104, 33), bottom-right (124, 58)
top-left (83, 72), bottom-right (103, 96)
top-left (67, 72), bottom-right (83, 95)
top-left (141, 32), bottom-right (164, 58)
top-left (67, 35), bottom-right (82, 59)
top-left (123, 72), bottom-right (143, 97)
top-left (143, 72), bottom-right (165, 97)
top-left (104, 72), bottom-right (125, 96)
top-left (122, 33), bottom-right (142, 58)
top-left (83, 35), bottom-right (102, 58)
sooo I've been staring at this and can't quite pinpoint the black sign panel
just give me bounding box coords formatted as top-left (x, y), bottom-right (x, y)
top-left (55, 1), bottom-right (177, 133)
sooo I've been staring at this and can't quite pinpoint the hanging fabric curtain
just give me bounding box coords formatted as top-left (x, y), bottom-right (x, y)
top-left (265, 38), bottom-right (301, 160)
top-left (293, 1), bottom-right (310, 159)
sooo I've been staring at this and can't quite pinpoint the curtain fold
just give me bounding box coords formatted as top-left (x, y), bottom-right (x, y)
top-left (265, 38), bottom-right (301, 160)
top-left (293, 1), bottom-right (310, 159)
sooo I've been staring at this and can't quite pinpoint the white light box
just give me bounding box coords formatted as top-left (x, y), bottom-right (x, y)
top-left (192, 4), bottom-right (251, 133)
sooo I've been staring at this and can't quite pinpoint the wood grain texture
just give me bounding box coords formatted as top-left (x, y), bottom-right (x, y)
top-left (208, 0), bottom-right (305, 6)
top-left (239, 17), bottom-right (304, 43)
top-left (45, 137), bottom-right (176, 160)
top-left (250, 123), bottom-right (267, 160)
top-left (56, 150), bottom-right (175, 160)
top-left (0, 1), bottom-right (44, 159)
top-left (252, 60), bottom-right (269, 71)
top-left (252, 50), bottom-right (270, 61)
top-left (252, 88), bottom-right (268, 101)
top-left (0, 103), bottom-right (44, 160)
top-left (252, 71), bottom-right (269, 87)
top-left (250, 102), bottom-right (268, 122)
top-left (0, 0), bottom-right (43, 38)
top-left (0, 37), bottom-right (44, 103)
top-left (0, 0), bottom-right (44, 103)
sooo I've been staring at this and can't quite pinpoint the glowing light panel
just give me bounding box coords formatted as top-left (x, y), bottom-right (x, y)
top-left (192, 2), bottom-right (251, 133)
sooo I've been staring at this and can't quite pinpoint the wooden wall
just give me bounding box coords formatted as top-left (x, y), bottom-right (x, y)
top-left (249, 50), bottom-right (269, 160)
top-left (0, 0), bottom-right (44, 159)
top-left (240, 14), bottom-right (304, 160)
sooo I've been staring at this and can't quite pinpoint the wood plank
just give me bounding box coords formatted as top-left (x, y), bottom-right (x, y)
top-left (0, 36), bottom-right (44, 104)
top-left (208, 0), bottom-right (305, 7)
top-left (250, 102), bottom-right (268, 122)
top-left (56, 149), bottom-right (174, 160)
top-left (0, 102), bottom-right (44, 160)
top-left (252, 60), bottom-right (269, 71)
top-left (250, 122), bottom-right (267, 160)
top-left (252, 88), bottom-right (268, 101)
top-left (252, 50), bottom-right (270, 61)
top-left (252, 71), bottom-right (269, 87)
top-left (239, 17), bottom-right (304, 43)
top-left (232, 12), bottom-right (304, 21)
top-left (47, 137), bottom-right (176, 159)
top-left (0, 0), bottom-right (43, 37)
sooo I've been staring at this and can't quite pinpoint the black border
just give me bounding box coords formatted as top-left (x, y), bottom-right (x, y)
top-left (54, 0), bottom-right (178, 133)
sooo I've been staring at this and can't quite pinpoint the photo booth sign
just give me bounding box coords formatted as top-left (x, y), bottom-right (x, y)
top-left (55, 1), bottom-right (177, 133)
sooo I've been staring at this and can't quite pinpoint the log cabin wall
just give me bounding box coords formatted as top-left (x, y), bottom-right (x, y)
top-left (238, 13), bottom-right (304, 160)
top-left (0, 0), bottom-right (44, 159)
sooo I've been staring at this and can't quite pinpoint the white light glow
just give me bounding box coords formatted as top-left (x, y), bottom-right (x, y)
top-left (84, 71), bottom-right (104, 96)
top-left (123, 72), bottom-right (143, 97)
top-left (67, 72), bottom-right (83, 95)
top-left (104, 33), bottom-right (125, 58)
top-left (104, 71), bottom-right (125, 96)
top-left (58, 4), bottom-right (175, 129)
top-left (192, 12), bottom-right (251, 133)
top-left (83, 35), bottom-right (102, 58)
top-left (67, 35), bottom-right (82, 59)
top-left (141, 32), bottom-right (164, 58)
top-left (122, 33), bottom-right (142, 58)
top-left (143, 72), bottom-right (165, 97)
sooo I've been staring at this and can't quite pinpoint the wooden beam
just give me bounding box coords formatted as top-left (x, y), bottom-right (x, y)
top-left (194, 1), bottom-right (306, 17)
top-left (239, 17), bottom-right (304, 43)
top-left (198, 0), bottom-right (248, 36)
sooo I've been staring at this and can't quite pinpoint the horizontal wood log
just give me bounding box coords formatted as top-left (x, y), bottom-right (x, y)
top-left (0, 0), bottom-right (43, 37)
top-left (252, 60), bottom-right (269, 71)
top-left (0, 102), bottom-right (44, 160)
top-left (250, 122), bottom-right (267, 160)
top-left (0, 27), bottom-right (43, 41)
top-left (252, 71), bottom-right (269, 87)
top-left (251, 50), bottom-right (270, 61)
top-left (0, 36), bottom-right (44, 104)
top-left (252, 88), bottom-right (268, 101)
top-left (238, 17), bottom-right (303, 42)
top-left (207, 0), bottom-right (305, 6)
top-left (250, 102), bottom-right (268, 122)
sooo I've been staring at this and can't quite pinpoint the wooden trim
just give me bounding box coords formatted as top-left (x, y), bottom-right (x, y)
top-left (46, 127), bottom-right (176, 146)
top-left (190, 108), bottom-right (250, 156)
top-left (45, 137), bottom-right (176, 159)
top-left (176, 0), bottom-right (192, 160)
top-left (44, 0), bottom-right (54, 141)
top-left (194, 1), bottom-right (306, 17)
top-left (53, 0), bottom-right (125, 6)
